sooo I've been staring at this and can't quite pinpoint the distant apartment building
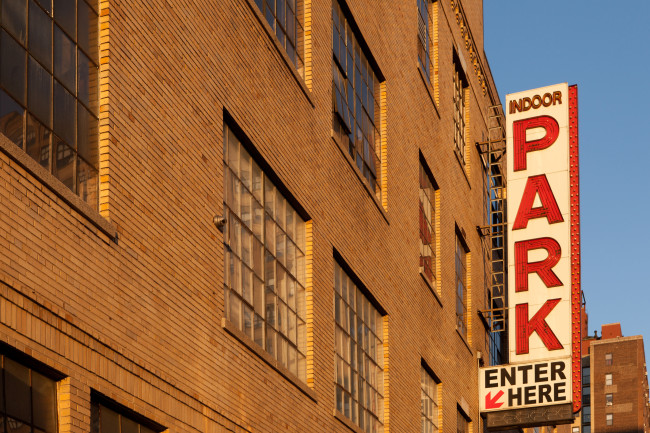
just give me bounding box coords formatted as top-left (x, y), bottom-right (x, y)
top-left (565, 321), bottom-right (650, 433)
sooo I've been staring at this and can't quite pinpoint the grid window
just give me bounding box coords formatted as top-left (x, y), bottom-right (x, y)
top-left (605, 353), bottom-right (612, 366)
top-left (453, 62), bottom-right (467, 164)
top-left (582, 366), bottom-right (590, 385)
top-left (223, 124), bottom-right (307, 381)
top-left (0, 0), bottom-right (100, 208)
top-left (253, 0), bottom-right (304, 74)
top-left (455, 235), bottom-right (468, 337)
top-left (582, 426), bottom-right (591, 433)
top-left (457, 410), bottom-right (469, 433)
top-left (421, 367), bottom-right (439, 433)
top-left (419, 161), bottom-right (437, 288)
top-left (91, 401), bottom-right (162, 433)
top-left (417, 0), bottom-right (432, 80)
top-left (605, 373), bottom-right (612, 386)
top-left (606, 393), bottom-right (613, 406)
top-left (332, 0), bottom-right (382, 199)
top-left (582, 406), bottom-right (590, 424)
top-left (0, 354), bottom-right (57, 433)
top-left (606, 414), bottom-right (613, 426)
top-left (334, 263), bottom-right (384, 433)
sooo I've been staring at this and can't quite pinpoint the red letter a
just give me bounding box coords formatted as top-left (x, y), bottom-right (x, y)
top-left (513, 174), bottom-right (564, 230)
top-left (515, 238), bottom-right (562, 292)
top-left (516, 300), bottom-right (564, 354)
top-left (513, 116), bottom-right (559, 171)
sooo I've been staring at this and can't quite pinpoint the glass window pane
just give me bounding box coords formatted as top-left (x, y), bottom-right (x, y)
top-left (28, 56), bottom-right (52, 127)
top-left (53, 0), bottom-right (75, 39)
top-left (0, 90), bottom-right (25, 148)
top-left (35, 0), bottom-right (52, 13)
top-left (1, 31), bottom-right (27, 105)
top-left (53, 136), bottom-right (74, 188)
top-left (26, 114), bottom-right (50, 168)
top-left (53, 80), bottom-right (75, 145)
top-left (54, 25), bottom-right (76, 93)
top-left (77, 156), bottom-right (97, 208)
top-left (2, 0), bottom-right (28, 45)
top-left (100, 406), bottom-right (119, 433)
top-left (77, 0), bottom-right (98, 60)
top-left (4, 357), bottom-right (31, 421)
top-left (29, 0), bottom-right (53, 71)
top-left (32, 371), bottom-right (57, 432)
top-left (77, 101), bottom-right (97, 166)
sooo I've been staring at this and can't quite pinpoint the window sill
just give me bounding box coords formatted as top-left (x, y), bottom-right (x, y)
top-left (420, 271), bottom-right (442, 307)
top-left (456, 327), bottom-right (473, 355)
top-left (417, 66), bottom-right (440, 119)
top-left (243, 0), bottom-right (314, 108)
top-left (453, 147), bottom-right (471, 189)
top-left (0, 134), bottom-right (117, 240)
top-left (330, 134), bottom-right (389, 224)
top-left (221, 317), bottom-right (317, 402)
top-left (334, 409), bottom-right (367, 433)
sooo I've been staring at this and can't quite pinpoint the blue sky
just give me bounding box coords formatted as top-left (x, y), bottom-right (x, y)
top-left (484, 1), bottom-right (650, 369)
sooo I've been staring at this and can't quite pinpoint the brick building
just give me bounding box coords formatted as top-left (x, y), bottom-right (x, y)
top-left (0, 0), bottom-right (504, 432)
top-left (565, 322), bottom-right (650, 433)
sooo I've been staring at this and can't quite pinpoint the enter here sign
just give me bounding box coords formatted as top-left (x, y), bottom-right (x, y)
top-left (479, 360), bottom-right (570, 411)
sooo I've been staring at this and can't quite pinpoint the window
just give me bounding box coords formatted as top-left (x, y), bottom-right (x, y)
top-left (605, 353), bottom-right (612, 366)
top-left (582, 426), bottom-right (591, 433)
top-left (421, 366), bottom-right (439, 433)
top-left (0, 0), bottom-right (100, 208)
top-left (582, 385), bottom-right (590, 405)
top-left (332, 0), bottom-right (383, 200)
top-left (417, 0), bottom-right (433, 81)
top-left (582, 366), bottom-right (590, 385)
top-left (606, 414), bottom-right (613, 426)
top-left (582, 406), bottom-right (590, 424)
top-left (573, 427), bottom-right (580, 433)
top-left (91, 400), bottom-right (164, 433)
top-left (455, 235), bottom-right (468, 337)
top-left (223, 123), bottom-right (307, 380)
top-left (606, 393), bottom-right (613, 406)
top-left (419, 160), bottom-right (438, 289)
top-left (457, 409), bottom-right (469, 433)
top-left (452, 57), bottom-right (468, 164)
top-left (605, 373), bottom-right (612, 386)
top-left (334, 262), bottom-right (384, 433)
top-left (253, 0), bottom-right (304, 74)
top-left (0, 353), bottom-right (57, 433)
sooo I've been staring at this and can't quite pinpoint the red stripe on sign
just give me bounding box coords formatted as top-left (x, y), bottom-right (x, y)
top-left (569, 84), bottom-right (582, 413)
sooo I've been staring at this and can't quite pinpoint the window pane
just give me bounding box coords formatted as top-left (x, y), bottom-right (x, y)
top-left (77, 156), bottom-right (98, 208)
top-left (29, 0), bottom-right (53, 71)
top-left (35, 0), bottom-right (52, 13)
top-left (77, 0), bottom-right (98, 60)
top-left (29, 56), bottom-right (52, 127)
top-left (0, 90), bottom-right (25, 148)
top-left (54, 136), bottom-right (75, 188)
top-left (100, 406), bottom-right (120, 433)
top-left (53, 0), bottom-right (75, 39)
top-left (54, 25), bottom-right (76, 93)
top-left (2, 0), bottom-right (28, 45)
top-left (77, 101), bottom-right (97, 167)
top-left (26, 114), bottom-right (50, 168)
top-left (53, 80), bottom-right (75, 145)
top-left (32, 371), bottom-right (57, 433)
top-left (1, 31), bottom-right (27, 105)
top-left (4, 357), bottom-right (32, 422)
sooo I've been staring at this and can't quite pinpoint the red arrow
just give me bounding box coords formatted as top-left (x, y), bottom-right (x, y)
top-left (485, 390), bottom-right (504, 409)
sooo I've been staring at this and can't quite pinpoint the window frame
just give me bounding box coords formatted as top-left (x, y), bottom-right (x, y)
top-left (605, 393), bottom-right (613, 406)
top-left (421, 364), bottom-right (440, 433)
top-left (605, 373), bottom-right (612, 386)
top-left (90, 393), bottom-right (166, 433)
top-left (456, 408), bottom-right (469, 433)
top-left (605, 353), bottom-right (612, 366)
top-left (222, 121), bottom-right (308, 382)
top-left (417, 0), bottom-right (433, 81)
top-left (419, 157), bottom-right (439, 291)
top-left (452, 54), bottom-right (468, 166)
top-left (0, 0), bottom-right (101, 208)
top-left (606, 413), bottom-right (613, 426)
top-left (455, 233), bottom-right (469, 337)
top-left (331, 0), bottom-right (384, 201)
top-left (334, 260), bottom-right (385, 433)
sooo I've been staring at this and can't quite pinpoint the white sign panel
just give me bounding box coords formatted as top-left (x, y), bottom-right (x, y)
top-left (479, 359), bottom-right (571, 411)
top-left (506, 83), bottom-right (572, 365)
